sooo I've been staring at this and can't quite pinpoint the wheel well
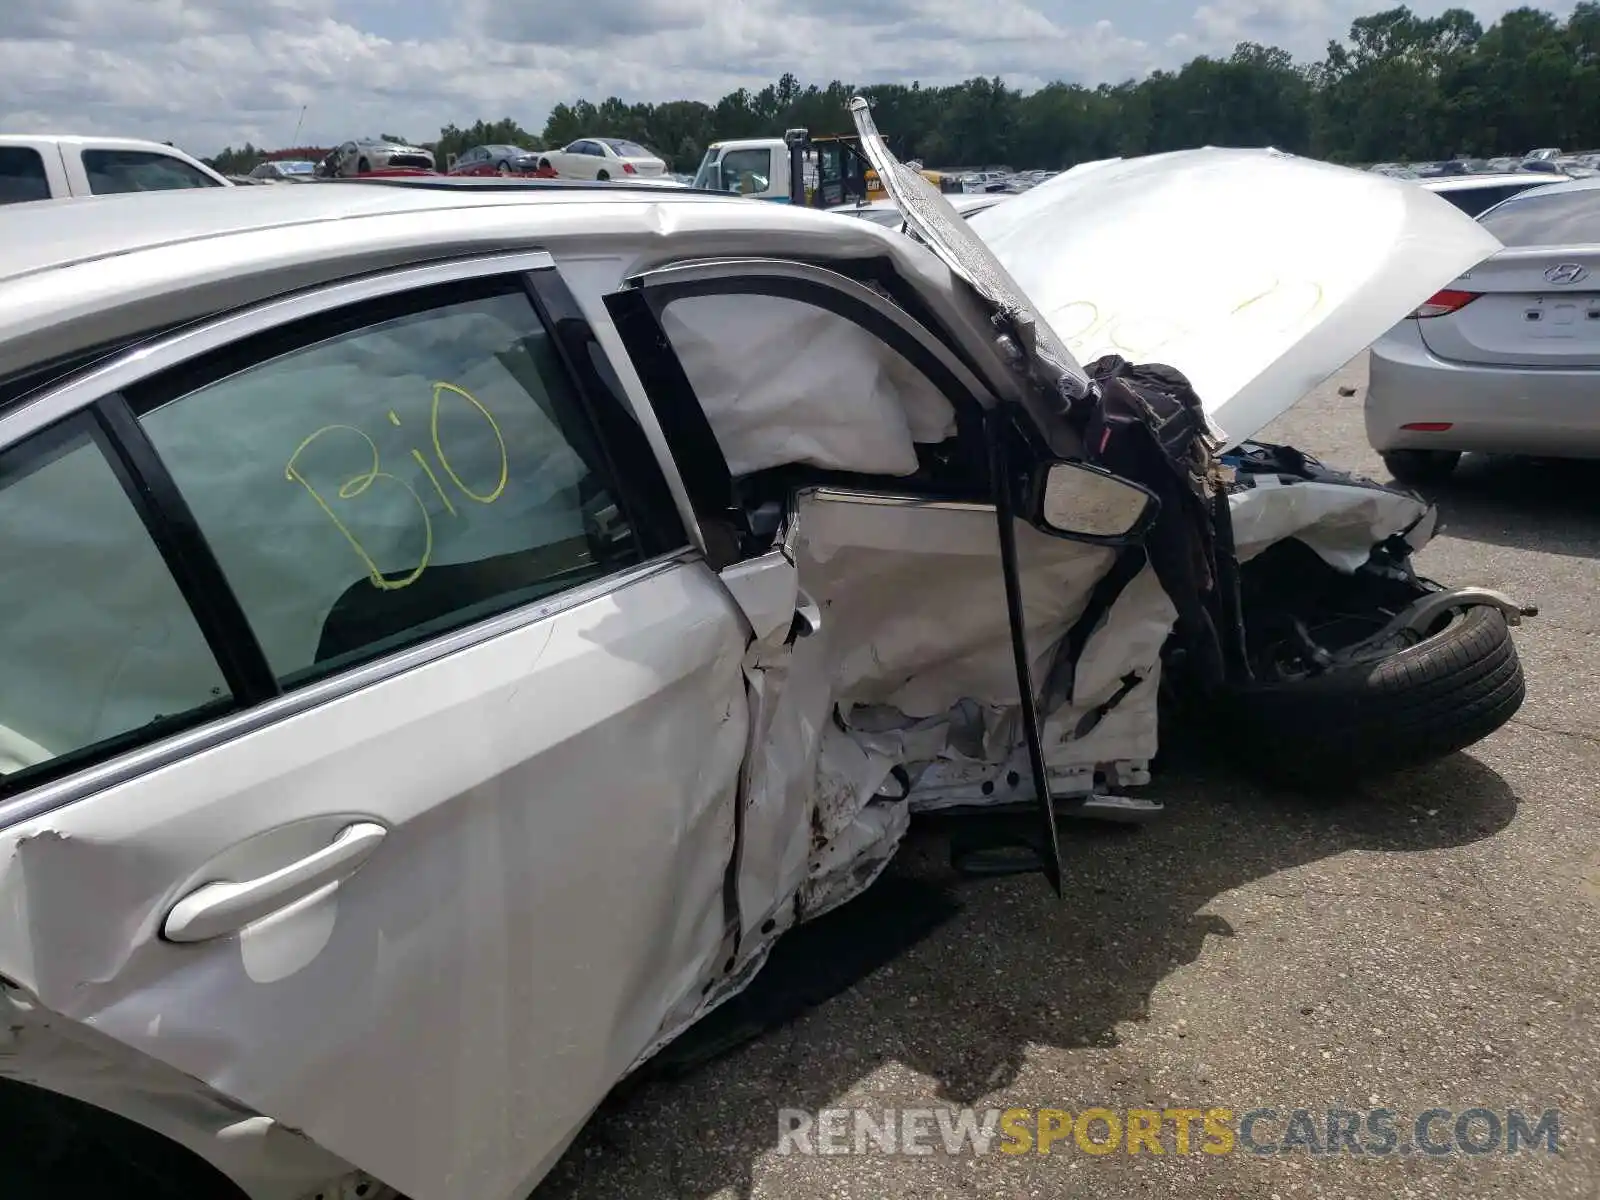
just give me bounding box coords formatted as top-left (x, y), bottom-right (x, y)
top-left (0, 1076), bottom-right (248, 1197)
top-left (1237, 537), bottom-right (1426, 675)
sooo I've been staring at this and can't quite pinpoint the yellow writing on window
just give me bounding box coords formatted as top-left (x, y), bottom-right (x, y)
top-left (284, 380), bottom-right (509, 591)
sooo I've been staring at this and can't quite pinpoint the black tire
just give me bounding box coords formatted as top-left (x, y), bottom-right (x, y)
top-left (596, 168), bottom-right (610, 181)
top-left (496, 159), bottom-right (511, 175)
top-left (1218, 604), bottom-right (1524, 788)
top-left (356, 157), bottom-right (371, 174)
top-left (1382, 448), bottom-right (1460, 485)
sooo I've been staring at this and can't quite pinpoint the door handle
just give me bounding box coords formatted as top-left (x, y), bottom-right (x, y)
top-left (163, 822), bottom-right (387, 944)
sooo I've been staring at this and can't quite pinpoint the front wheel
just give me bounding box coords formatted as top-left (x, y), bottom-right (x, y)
top-left (356, 157), bottom-right (371, 174)
top-left (1216, 603), bottom-right (1523, 788)
top-left (496, 160), bottom-right (512, 175)
top-left (1382, 448), bottom-right (1460, 485)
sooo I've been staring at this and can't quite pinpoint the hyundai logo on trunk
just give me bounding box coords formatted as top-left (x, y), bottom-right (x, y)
top-left (1544, 263), bottom-right (1589, 285)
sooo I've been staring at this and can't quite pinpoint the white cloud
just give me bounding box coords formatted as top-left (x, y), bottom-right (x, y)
top-left (0, 0), bottom-right (1574, 156)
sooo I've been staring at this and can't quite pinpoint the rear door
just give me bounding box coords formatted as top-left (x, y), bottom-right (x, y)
top-left (1423, 189), bottom-right (1600, 367)
top-left (0, 251), bottom-right (748, 1200)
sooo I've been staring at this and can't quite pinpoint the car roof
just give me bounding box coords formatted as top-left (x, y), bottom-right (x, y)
top-left (0, 178), bottom-right (928, 384)
top-left (0, 178), bottom-right (732, 282)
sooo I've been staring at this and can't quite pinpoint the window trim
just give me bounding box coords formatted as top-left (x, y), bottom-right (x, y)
top-left (92, 395), bottom-right (280, 702)
top-left (524, 269), bottom-right (687, 559)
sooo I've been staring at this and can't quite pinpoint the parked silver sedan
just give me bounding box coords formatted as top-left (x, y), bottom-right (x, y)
top-left (1367, 176), bottom-right (1600, 483)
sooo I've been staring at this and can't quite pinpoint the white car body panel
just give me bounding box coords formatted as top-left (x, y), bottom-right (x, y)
top-left (0, 556), bottom-right (750, 1200)
top-left (0, 167), bottom-right (1498, 1200)
top-left (968, 147), bottom-right (1502, 448)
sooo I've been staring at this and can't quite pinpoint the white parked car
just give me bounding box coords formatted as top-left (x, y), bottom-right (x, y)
top-left (0, 106), bottom-right (1531, 1200)
top-left (541, 137), bottom-right (666, 180)
top-left (1367, 175), bottom-right (1600, 482)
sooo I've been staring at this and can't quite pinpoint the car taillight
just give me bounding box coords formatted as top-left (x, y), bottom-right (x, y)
top-left (1411, 289), bottom-right (1481, 318)
top-left (622, 162), bottom-right (637, 174)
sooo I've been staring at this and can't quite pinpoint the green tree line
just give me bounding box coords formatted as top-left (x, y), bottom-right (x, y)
top-left (207, 4), bottom-right (1600, 176)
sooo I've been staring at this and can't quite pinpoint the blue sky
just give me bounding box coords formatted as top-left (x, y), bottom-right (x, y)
top-left (0, 0), bottom-right (1575, 155)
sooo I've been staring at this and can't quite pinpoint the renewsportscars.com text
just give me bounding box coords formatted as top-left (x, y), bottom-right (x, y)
top-left (776, 1106), bottom-right (1562, 1157)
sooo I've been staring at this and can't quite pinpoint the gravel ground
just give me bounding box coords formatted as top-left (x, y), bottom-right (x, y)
top-left (536, 355), bottom-right (1600, 1200)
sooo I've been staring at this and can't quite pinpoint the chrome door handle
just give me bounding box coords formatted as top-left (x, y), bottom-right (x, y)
top-left (163, 822), bottom-right (387, 944)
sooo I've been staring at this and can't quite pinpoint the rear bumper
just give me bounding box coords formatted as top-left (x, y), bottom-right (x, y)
top-left (1367, 321), bottom-right (1600, 457)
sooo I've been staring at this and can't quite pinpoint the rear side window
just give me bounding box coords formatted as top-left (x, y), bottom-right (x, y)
top-left (84, 149), bottom-right (222, 194)
top-left (0, 416), bottom-right (230, 786)
top-left (133, 281), bottom-right (645, 687)
top-left (0, 146), bottom-right (50, 205)
top-left (605, 141), bottom-right (653, 159)
top-left (1479, 189), bottom-right (1600, 246)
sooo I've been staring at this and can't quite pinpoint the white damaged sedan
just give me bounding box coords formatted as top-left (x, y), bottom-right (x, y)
top-left (0, 102), bottom-right (1530, 1200)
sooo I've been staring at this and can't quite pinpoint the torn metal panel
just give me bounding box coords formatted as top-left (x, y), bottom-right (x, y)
top-left (1228, 479), bottom-right (1432, 571)
top-left (719, 487), bottom-right (1142, 976)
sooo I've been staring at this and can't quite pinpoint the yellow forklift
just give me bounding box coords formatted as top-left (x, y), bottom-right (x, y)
top-left (782, 128), bottom-right (880, 207)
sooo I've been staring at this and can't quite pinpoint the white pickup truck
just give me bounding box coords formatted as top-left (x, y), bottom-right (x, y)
top-left (0, 135), bottom-right (230, 205)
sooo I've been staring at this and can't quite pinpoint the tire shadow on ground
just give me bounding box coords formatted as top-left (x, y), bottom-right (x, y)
top-left (532, 750), bottom-right (1518, 1200)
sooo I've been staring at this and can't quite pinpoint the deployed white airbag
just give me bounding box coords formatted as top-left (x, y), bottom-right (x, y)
top-left (659, 293), bottom-right (957, 477)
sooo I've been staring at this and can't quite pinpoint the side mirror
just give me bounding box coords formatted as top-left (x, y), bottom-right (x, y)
top-left (1027, 460), bottom-right (1159, 544)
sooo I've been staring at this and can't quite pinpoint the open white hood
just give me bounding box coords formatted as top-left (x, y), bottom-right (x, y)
top-left (965, 147), bottom-right (1502, 447)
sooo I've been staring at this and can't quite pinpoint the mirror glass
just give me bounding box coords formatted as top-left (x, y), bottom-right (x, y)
top-left (1040, 462), bottom-right (1153, 540)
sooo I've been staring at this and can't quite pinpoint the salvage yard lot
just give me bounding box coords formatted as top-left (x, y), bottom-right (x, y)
top-left (538, 352), bottom-right (1600, 1200)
